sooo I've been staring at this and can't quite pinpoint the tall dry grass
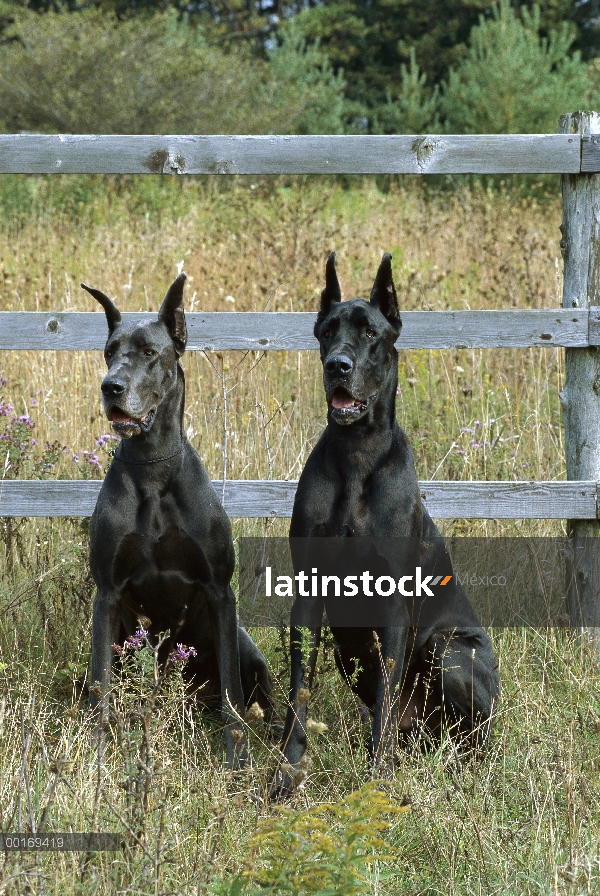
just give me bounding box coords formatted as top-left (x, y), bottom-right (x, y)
top-left (0, 176), bottom-right (598, 894)
top-left (0, 175), bottom-right (565, 529)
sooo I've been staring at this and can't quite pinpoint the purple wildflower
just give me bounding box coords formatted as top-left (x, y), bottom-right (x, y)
top-left (126, 628), bottom-right (149, 650)
top-left (73, 454), bottom-right (79, 463)
top-left (0, 377), bottom-right (7, 385)
top-left (114, 628), bottom-right (149, 656)
top-left (168, 643), bottom-right (198, 665)
top-left (96, 433), bottom-right (120, 448)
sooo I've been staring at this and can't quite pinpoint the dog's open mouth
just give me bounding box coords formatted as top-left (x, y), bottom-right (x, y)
top-left (108, 406), bottom-right (156, 437)
top-left (329, 387), bottom-right (374, 424)
top-left (331, 387), bottom-right (365, 411)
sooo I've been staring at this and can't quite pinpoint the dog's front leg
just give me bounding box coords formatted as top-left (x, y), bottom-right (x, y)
top-left (89, 590), bottom-right (122, 717)
top-left (206, 586), bottom-right (248, 769)
top-left (269, 622), bottom-right (321, 799)
top-left (370, 626), bottom-right (408, 778)
top-left (284, 623), bottom-right (322, 763)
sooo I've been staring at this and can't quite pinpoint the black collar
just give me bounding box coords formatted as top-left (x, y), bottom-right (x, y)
top-left (113, 445), bottom-right (184, 465)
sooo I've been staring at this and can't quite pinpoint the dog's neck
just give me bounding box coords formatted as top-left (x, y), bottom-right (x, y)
top-left (325, 349), bottom-right (399, 461)
top-left (116, 363), bottom-right (186, 464)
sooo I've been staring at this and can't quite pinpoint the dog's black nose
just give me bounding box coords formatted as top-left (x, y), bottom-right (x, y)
top-left (325, 354), bottom-right (354, 375)
top-left (101, 378), bottom-right (126, 396)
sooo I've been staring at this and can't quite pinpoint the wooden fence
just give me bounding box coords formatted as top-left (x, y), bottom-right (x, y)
top-left (1, 122), bottom-right (600, 549)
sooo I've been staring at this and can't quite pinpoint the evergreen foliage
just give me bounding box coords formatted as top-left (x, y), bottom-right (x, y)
top-left (267, 0), bottom-right (597, 126)
top-left (375, 48), bottom-right (440, 134)
top-left (267, 27), bottom-right (346, 135)
top-left (441, 0), bottom-right (591, 133)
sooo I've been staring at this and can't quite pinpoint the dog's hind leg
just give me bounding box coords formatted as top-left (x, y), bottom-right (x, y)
top-left (421, 629), bottom-right (500, 750)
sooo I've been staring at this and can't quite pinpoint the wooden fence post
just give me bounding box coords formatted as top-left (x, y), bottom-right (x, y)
top-left (560, 111), bottom-right (600, 647)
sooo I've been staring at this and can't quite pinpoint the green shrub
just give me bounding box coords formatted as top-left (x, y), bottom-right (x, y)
top-left (267, 27), bottom-right (346, 135)
top-left (0, 9), bottom-right (345, 135)
top-left (215, 781), bottom-right (409, 895)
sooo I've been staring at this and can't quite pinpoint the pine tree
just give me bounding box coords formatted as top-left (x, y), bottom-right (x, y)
top-left (441, 0), bottom-right (590, 133)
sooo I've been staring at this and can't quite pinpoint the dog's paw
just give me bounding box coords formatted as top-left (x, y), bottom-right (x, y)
top-left (265, 755), bottom-right (313, 802)
top-left (264, 772), bottom-right (295, 803)
top-left (225, 727), bottom-right (249, 770)
top-left (370, 755), bottom-right (397, 781)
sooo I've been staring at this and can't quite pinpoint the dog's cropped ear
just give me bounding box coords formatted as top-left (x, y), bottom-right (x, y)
top-left (81, 283), bottom-right (122, 335)
top-left (369, 253), bottom-right (401, 335)
top-left (314, 252), bottom-right (341, 335)
top-left (158, 272), bottom-right (188, 356)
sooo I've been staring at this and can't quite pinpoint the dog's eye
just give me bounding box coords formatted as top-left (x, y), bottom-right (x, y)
top-left (323, 329), bottom-right (330, 339)
top-left (365, 328), bottom-right (375, 338)
top-left (144, 349), bottom-right (156, 357)
top-left (105, 351), bottom-right (112, 359)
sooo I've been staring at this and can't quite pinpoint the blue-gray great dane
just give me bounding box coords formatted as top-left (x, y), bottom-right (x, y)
top-left (82, 273), bottom-right (272, 767)
top-left (271, 253), bottom-right (500, 797)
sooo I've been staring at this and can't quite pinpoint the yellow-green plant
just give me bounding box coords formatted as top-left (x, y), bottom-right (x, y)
top-left (217, 782), bottom-right (409, 895)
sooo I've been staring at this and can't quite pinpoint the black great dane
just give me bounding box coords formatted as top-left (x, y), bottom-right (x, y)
top-left (82, 273), bottom-right (272, 767)
top-left (271, 253), bottom-right (500, 795)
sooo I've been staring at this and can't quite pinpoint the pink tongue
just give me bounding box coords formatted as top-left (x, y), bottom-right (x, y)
top-left (332, 390), bottom-right (355, 410)
top-left (112, 410), bottom-right (133, 424)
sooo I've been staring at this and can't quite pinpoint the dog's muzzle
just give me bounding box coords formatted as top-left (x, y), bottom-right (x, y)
top-left (107, 405), bottom-right (156, 438)
top-left (328, 386), bottom-right (376, 425)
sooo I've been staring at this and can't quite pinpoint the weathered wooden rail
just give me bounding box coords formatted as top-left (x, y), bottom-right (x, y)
top-left (0, 133), bottom-right (593, 175)
top-left (0, 308), bottom-right (594, 351)
top-left (0, 479), bottom-right (597, 520)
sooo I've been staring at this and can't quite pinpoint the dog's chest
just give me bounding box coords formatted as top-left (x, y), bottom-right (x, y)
top-left (323, 477), bottom-right (376, 536)
top-left (112, 525), bottom-right (210, 589)
top-left (108, 490), bottom-right (211, 587)
top-left (310, 470), bottom-right (416, 537)
top-left (297, 426), bottom-right (421, 538)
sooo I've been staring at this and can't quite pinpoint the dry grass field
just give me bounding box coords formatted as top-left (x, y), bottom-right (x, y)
top-left (0, 175), bottom-right (598, 895)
